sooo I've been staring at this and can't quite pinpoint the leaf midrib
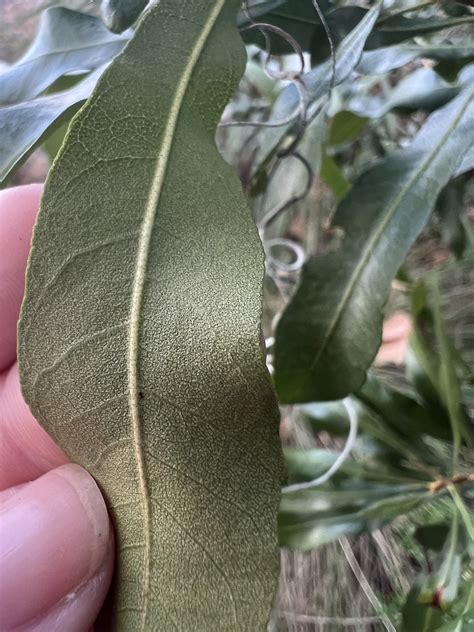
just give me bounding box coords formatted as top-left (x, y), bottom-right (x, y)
top-left (127, 1), bottom-right (226, 626)
top-left (309, 87), bottom-right (473, 374)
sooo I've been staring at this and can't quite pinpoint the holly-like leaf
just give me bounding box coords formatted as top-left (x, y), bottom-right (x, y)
top-left (18, 1), bottom-right (284, 629)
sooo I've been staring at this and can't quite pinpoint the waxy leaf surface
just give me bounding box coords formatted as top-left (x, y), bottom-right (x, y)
top-left (19, 1), bottom-right (283, 630)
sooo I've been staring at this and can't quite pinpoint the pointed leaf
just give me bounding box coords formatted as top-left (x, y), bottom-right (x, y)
top-left (431, 279), bottom-right (474, 453)
top-left (280, 485), bottom-right (430, 549)
top-left (18, 1), bottom-right (283, 629)
top-left (0, 7), bottom-right (129, 105)
top-left (274, 87), bottom-right (474, 403)
top-left (284, 447), bottom-right (424, 485)
top-left (357, 373), bottom-right (452, 442)
top-left (0, 68), bottom-right (102, 184)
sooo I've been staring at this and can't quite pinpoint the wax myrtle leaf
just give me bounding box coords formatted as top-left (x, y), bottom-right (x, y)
top-left (18, 1), bottom-right (284, 630)
top-left (274, 87), bottom-right (474, 403)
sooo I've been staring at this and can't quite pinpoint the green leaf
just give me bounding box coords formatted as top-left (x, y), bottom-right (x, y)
top-left (300, 400), bottom-right (350, 436)
top-left (434, 176), bottom-right (470, 258)
top-left (406, 282), bottom-right (447, 412)
top-left (0, 7), bottom-right (129, 105)
top-left (328, 111), bottom-right (367, 145)
top-left (242, 2), bottom-right (474, 61)
top-left (415, 524), bottom-right (451, 552)
top-left (101, 0), bottom-right (149, 33)
top-left (0, 69), bottom-right (101, 184)
top-left (357, 372), bottom-right (452, 442)
top-left (274, 87), bottom-right (474, 403)
top-left (431, 279), bottom-right (474, 458)
top-left (284, 447), bottom-right (426, 485)
top-left (352, 398), bottom-right (441, 470)
top-left (310, 7), bottom-right (474, 64)
top-left (402, 581), bottom-right (445, 632)
top-left (320, 149), bottom-right (351, 200)
top-left (302, 394), bottom-right (440, 474)
top-left (373, 13), bottom-right (474, 46)
top-left (250, 2), bottom-right (381, 172)
top-left (239, 0), bottom-right (331, 54)
top-left (280, 484), bottom-right (431, 549)
top-left (357, 43), bottom-right (474, 76)
top-left (18, 1), bottom-right (284, 629)
top-left (348, 67), bottom-right (462, 118)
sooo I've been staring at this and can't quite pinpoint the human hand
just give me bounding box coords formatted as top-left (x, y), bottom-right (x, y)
top-left (0, 185), bottom-right (115, 631)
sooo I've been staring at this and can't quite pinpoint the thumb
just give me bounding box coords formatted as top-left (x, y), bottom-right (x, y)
top-left (0, 464), bottom-right (114, 631)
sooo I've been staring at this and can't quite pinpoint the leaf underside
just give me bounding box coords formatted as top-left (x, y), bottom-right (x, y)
top-left (19, 1), bottom-right (283, 630)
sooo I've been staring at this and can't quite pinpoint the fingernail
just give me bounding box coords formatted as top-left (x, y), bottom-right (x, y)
top-left (0, 464), bottom-right (110, 629)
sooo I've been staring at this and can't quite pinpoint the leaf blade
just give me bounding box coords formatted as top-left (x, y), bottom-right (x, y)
top-left (18, 1), bottom-right (283, 630)
top-left (0, 7), bottom-right (129, 104)
top-left (274, 87), bottom-right (474, 402)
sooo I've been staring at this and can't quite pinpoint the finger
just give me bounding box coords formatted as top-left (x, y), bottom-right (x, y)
top-left (0, 184), bottom-right (42, 372)
top-left (381, 311), bottom-right (412, 344)
top-left (0, 464), bottom-right (114, 631)
top-left (15, 550), bottom-right (114, 632)
top-left (0, 363), bottom-right (67, 491)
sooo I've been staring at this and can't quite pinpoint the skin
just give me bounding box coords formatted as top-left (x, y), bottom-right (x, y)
top-left (0, 185), bottom-right (115, 631)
